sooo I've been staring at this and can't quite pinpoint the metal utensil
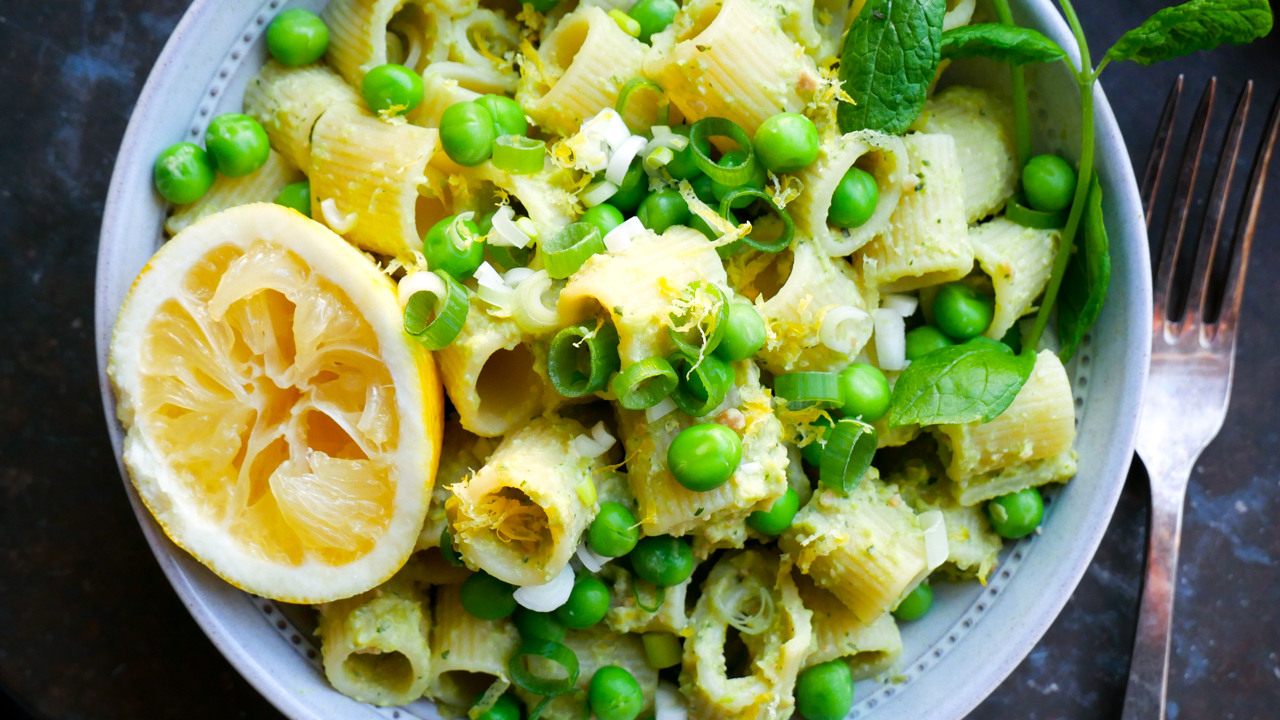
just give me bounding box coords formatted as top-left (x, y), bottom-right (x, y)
top-left (1121, 76), bottom-right (1280, 719)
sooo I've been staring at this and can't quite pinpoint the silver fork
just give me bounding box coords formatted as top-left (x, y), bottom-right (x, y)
top-left (1121, 78), bottom-right (1280, 720)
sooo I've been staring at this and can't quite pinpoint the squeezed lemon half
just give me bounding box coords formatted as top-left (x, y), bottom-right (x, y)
top-left (109, 203), bottom-right (442, 603)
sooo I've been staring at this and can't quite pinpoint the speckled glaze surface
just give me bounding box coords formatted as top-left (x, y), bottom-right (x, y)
top-left (90, 1), bottom-right (1148, 718)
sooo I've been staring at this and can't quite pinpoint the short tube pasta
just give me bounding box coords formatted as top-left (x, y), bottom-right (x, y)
top-left (164, 151), bottom-right (302, 236)
top-left (969, 217), bottom-right (1060, 341)
top-left (515, 626), bottom-right (659, 720)
top-left (323, 0), bottom-right (448, 85)
top-left (857, 133), bottom-right (973, 292)
top-left (601, 562), bottom-right (695, 635)
top-left (243, 61), bottom-right (359, 171)
top-left (791, 130), bottom-right (910, 256)
top-left (424, 9), bottom-right (521, 95)
top-left (516, 6), bottom-right (647, 135)
top-left (427, 582), bottom-right (520, 710)
top-left (309, 102), bottom-right (444, 258)
top-left (913, 86), bottom-right (1018, 224)
top-left (446, 415), bottom-right (601, 585)
top-left (794, 572), bottom-right (902, 681)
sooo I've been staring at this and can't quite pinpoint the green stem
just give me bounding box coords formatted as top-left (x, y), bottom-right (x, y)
top-left (1024, 0), bottom-right (1095, 353)
top-left (989, 0), bottom-right (1033, 167)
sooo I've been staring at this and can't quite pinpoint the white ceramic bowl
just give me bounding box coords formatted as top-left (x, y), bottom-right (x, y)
top-left (94, 1), bottom-right (1150, 717)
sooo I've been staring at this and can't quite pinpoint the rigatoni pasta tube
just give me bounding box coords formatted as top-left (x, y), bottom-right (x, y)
top-left (933, 350), bottom-right (1076, 484)
top-left (601, 563), bottom-right (695, 635)
top-left (309, 102), bottom-right (444, 259)
top-left (794, 572), bottom-right (902, 681)
top-left (615, 362), bottom-right (788, 551)
top-left (425, 9), bottom-right (521, 95)
top-left (968, 217), bottom-right (1059, 341)
top-left (730, 240), bottom-right (876, 374)
top-left (515, 627), bottom-right (659, 720)
top-left (242, 61), bottom-right (359, 171)
top-left (515, 6), bottom-right (647, 135)
top-left (913, 86), bottom-right (1018, 224)
top-left (455, 163), bottom-right (579, 241)
top-left (888, 459), bottom-right (1003, 582)
top-left (680, 549), bottom-right (812, 720)
top-left (791, 130), bottom-right (909, 256)
top-left (950, 451), bottom-right (1078, 507)
top-left (559, 226), bottom-right (728, 367)
top-left (323, 0), bottom-right (447, 85)
top-left (643, 0), bottom-right (821, 141)
top-left (412, 72), bottom-right (482, 128)
top-left (446, 415), bottom-right (600, 585)
top-left (165, 150), bottom-right (302, 236)
top-left (416, 417), bottom-right (492, 551)
top-left (316, 557), bottom-right (432, 706)
top-left (427, 582), bottom-right (520, 709)
top-left (780, 471), bottom-right (928, 623)
top-left (857, 133), bottom-right (973, 292)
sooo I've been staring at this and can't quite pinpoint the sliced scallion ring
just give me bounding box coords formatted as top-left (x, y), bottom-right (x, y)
top-left (492, 135), bottom-right (547, 175)
top-left (549, 321), bottom-right (621, 397)
top-left (773, 371), bottom-right (842, 410)
top-left (667, 281), bottom-right (728, 358)
top-left (402, 270), bottom-right (469, 350)
top-left (819, 418), bottom-right (878, 494)
top-left (616, 77), bottom-right (670, 134)
top-left (689, 117), bottom-right (758, 185)
top-left (632, 575), bottom-right (667, 613)
top-left (667, 350), bottom-right (733, 417)
top-left (719, 188), bottom-right (794, 252)
top-left (611, 357), bottom-right (679, 410)
top-left (1006, 190), bottom-right (1069, 229)
top-left (542, 222), bottom-right (606, 279)
top-left (508, 638), bottom-right (581, 698)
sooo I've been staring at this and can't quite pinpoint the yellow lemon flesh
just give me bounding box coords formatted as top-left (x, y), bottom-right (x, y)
top-left (109, 203), bottom-right (442, 603)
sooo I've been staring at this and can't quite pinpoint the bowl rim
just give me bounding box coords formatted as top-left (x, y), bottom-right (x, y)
top-left (93, 1), bottom-right (1150, 717)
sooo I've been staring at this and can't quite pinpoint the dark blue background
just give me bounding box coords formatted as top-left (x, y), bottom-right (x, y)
top-left (1, 1), bottom-right (1277, 717)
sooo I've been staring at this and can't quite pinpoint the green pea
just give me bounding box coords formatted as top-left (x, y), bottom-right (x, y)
top-left (1000, 323), bottom-right (1023, 354)
top-left (475, 94), bottom-right (528, 138)
top-left (513, 605), bottom-right (567, 642)
top-left (892, 582), bottom-right (933, 621)
top-left (1022, 154), bottom-right (1077, 213)
top-left (581, 203), bottom-right (625, 237)
top-left (274, 180), bottom-right (311, 217)
top-left (361, 64), bottom-right (424, 117)
top-left (714, 301), bottom-right (766, 362)
top-left (589, 666), bottom-right (645, 720)
top-left (460, 571), bottom-right (516, 620)
top-left (528, 0), bottom-right (560, 11)
top-left (747, 487), bottom-right (800, 536)
top-left (795, 660), bottom-right (854, 720)
top-left (589, 502), bottom-right (640, 558)
top-left (932, 283), bottom-right (995, 341)
top-left (690, 173), bottom-right (717, 206)
top-left (711, 150), bottom-right (766, 209)
top-left (836, 364), bottom-right (891, 422)
top-left (153, 142), bottom-right (215, 204)
top-left (629, 535), bottom-right (694, 587)
top-left (470, 691), bottom-right (521, 720)
top-left (555, 575), bottom-right (611, 629)
top-left (637, 190), bottom-right (690, 234)
top-left (987, 487), bottom-right (1045, 539)
top-left (266, 8), bottom-right (329, 67)
top-left (608, 162), bottom-right (648, 213)
top-left (752, 112), bottom-right (820, 174)
top-left (205, 114), bottom-right (270, 178)
top-left (440, 527), bottom-right (465, 567)
top-left (628, 0), bottom-right (679, 43)
top-left (667, 423), bottom-right (742, 492)
top-left (664, 125), bottom-right (710, 181)
top-left (423, 214), bottom-right (484, 280)
top-left (800, 414), bottom-right (835, 466)
top-left (828, 165), bottom-right (878, 228)
top-left (904, 325), bottom-right (953, 361)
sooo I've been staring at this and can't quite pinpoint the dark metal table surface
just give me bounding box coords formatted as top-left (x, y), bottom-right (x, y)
top-left (1, 1), bottom-right (1278, 718)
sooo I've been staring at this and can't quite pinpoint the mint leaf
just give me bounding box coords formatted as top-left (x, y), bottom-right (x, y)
top-left (941, 23), bottom-right (1068, 65)
top-left (1057, 175), bottom-right (1110, 362)
top-left (888, 340), bottom-right (1036, 427)
top-left (1105, 0), bottom-right (1273, 66)
top-left (838, 0), bottom-right (947, 135)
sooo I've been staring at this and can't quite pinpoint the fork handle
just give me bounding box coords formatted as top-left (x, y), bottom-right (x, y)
top-left (1120, 465), bottom-right (1191, 720)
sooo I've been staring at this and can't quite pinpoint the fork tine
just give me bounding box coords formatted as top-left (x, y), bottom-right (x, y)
top-left (1214, 87), bottom-right (1280, 342)
top-left (1142, 75), bottom-right (1185, 226)
top-left (1184, 82), bottom-right (1252, 326)
top-left (1153, 78), bottom-right (1216, 320)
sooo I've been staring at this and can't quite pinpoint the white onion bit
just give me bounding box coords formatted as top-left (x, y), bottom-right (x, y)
top-left (606, 135), bottom-right (648, 185)
top-left (881, 293), bottom-right (919, 317)
top-left (655, 681), bottom-right (688, 720)
top-left (603, 216), bottom-right (645, 254)
top-left (576, 541), bottom-right (612, 573)
top-left (819, 305), bottom-right (870, 354)
top-left (737, 461), bottom-right (762, 475)
top-left (397, 271), bottom-right (447, 309)
top-left (490, 205), bottom-right (532, 248)
top-left (601, 110), bottom-right (632, 150)
top-left (513, 564), bottom-right (576, 612)
top-left (320, 199), bottom-right (358, 234)
top-left (473, 261), bottom-right (506, 290)
top-left (590, 421), bottom-right (616, 450)
top-left (571, 422), bottom-right (616, 458)
top-left (919, 510), bottom-right (949, 571)
top-left (504, 267), bottom-right (536, 287)
top-left (874, 308), bottom-right (907, 371)
top-left (582, 180), bottom-right (619, 208)
top-left (645, 396), bottom-right (677, 422)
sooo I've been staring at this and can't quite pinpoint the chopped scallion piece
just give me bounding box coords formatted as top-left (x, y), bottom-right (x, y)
top-left (402, 270), bottom-right (469, 350)
top-left (549, 321), bottom-right (621, 397)
top-left (689, 117), bottom-right (758, 186)
top-left (773, 371), bottom-right (842, 410)
top-left (543, 222), bottom-right (606, 279)
top-left (718, 187), bottom-right (794, 252)
top-left (492, 135), bottom-right (546, 175)
top-left (667, 350), bottom-right (732, 417)
top-left (611, 357), bottom-right (679, 410)
top-left (667, 281), bottom-right (728, 358)
top-left (642, 632), bottom-right (682, 669)
top-left (508, 638), bottom-right (581, 697)
top-left (819, 418), bottom-right (878, 494)
top-left (616, 77), bottom-right (670, 134)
